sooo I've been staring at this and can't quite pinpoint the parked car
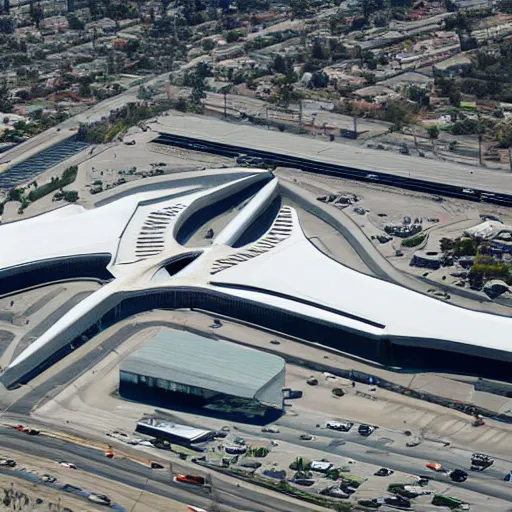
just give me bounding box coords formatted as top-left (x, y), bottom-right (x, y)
top-left (358, 424), bottom-right (375, 436)
top-left (224, 446), bottom-right (247, 455)
top-left (261, 427), bottom-right (280, 433)
top-left (299, 434), bottom-right (314, 441)
top-left (320, 486), bottom-right (349, 498)
top-left (358, 499), bottom-right (381, 508)
top-left (327, 421), bottom-right (354, 432)
top-left (282, 388), bottom-right (303, 399)
top-left (0, 459), bottom-right (16, 467)
top-left (374, 467), bottom-right (394, 477)
top-left (383, 495), bottom-right (411, 508)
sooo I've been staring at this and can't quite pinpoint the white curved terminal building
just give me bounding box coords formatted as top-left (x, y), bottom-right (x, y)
top-left (0, 168), bottom-right (511, 389)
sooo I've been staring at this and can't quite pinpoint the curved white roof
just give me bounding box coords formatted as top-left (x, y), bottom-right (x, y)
top-left (3, 169), bottom-right (512, 387)
top-left (209, 209), bottom-right (512, 355)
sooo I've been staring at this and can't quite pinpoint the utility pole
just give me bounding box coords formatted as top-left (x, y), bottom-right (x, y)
top-left (299, 99), bottom-right (303, 126)
top-left (478, 134), bottom-right (483, 166)
top-left (223, 90), bottom-right (227, 118)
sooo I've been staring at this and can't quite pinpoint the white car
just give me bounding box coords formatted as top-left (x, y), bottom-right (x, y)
top-left (462, 188), bottom-right (476, 195)
top-left (88, 493), bottom-right (112, 505)
top-left (366, 174), bottom-right (379, 180)
top-left (326, 421), bottom-right (353, 432)
top-left (310, 460), bottom-right (333, 472)
top-left (58, 461), bottom-right (77, 469)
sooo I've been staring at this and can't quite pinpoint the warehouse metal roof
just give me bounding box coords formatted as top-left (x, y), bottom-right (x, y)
top-left (120, 330), bottom-right (285, 402)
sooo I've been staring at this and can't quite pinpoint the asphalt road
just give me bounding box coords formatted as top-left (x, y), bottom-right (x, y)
top-left (0, 427), bottom-right (314, 512)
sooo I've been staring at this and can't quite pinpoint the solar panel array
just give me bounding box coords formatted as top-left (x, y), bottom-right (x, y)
top-left (0, 137), bottom-right (90, 189)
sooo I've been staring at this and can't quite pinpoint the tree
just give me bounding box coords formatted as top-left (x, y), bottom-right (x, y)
top-left (427, 125), bottom-right (440, 140)
top-left (189, 70), bottom-right (207, 107)
top-left (408, 85), bottom-right (430, 106)
top-left (311, 39), bottom-right (327, 60)
top-left (67, 14), bottom-right (84, 30)
top-left (0, 16), bottom-right (15, 35)
top-left (440, 238), bottom-right (455, 252)
top-left (137, 85), bottom-right (150, 100)
top-left (310, 71), bottom-right (329, 88)
top-left (225, 30), bottom-right (243, 43)
top-left (287, 0), bottom-right (311, 18)
top-left (451, 118), bottom-right (482, 135)
top-left (272, 54), bottom-right (293, 74)
top-left (0, 80), bottom-right (12, 113)
top-left (385, 100), bottom-right (413, 131)
top-left (495, 121), bottom-right (512, 148)
top-left (29, 1), bottom-right (44, 29)
top-left (202, 39), bottom-right (216, 52)
top-left (274, 75), bottom-right (296, 107)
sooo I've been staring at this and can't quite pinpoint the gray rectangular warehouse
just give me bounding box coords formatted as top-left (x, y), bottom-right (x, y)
top-left (119, 329), bottom-right (285, 410)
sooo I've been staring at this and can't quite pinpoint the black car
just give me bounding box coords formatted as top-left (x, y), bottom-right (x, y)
top-left (358, 424), bottom-right (375, 436)
top-left (384, 496), bottom-right (411, 508)
top-left (374, 467), bottom-right (394, 477)
top-left (358, 499), bottom-right (381, 509)
top-left (450, 469), bottom-right (468, 483)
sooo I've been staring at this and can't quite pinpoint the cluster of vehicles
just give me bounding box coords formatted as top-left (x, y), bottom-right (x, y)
top-left (326, 421), bottom-right (376, 437)
top-left (425, 453), bottom-right (497, 484)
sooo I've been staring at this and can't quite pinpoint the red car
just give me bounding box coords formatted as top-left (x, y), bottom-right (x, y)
top-left (426, 462), bottom-right (444, 472)
top-left (174, 474), bottom-right (206, 486)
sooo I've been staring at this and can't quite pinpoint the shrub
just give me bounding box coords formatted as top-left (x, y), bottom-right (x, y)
top-left (401, 232), bottom-right (426, 247)
top-left (453, 237), bottom-right (478, 256)
top-left (64, 190), bottom-right (79, 202)
top-left (28, 165), bottom-right (78, 202)
top-left (249, 446), bottom-right (269, 458)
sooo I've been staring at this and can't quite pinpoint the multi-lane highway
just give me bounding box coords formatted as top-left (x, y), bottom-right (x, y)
top-left (152, 128), bottom-right (512, 206)
top-left (0, 427), bottom-right (319, 512)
